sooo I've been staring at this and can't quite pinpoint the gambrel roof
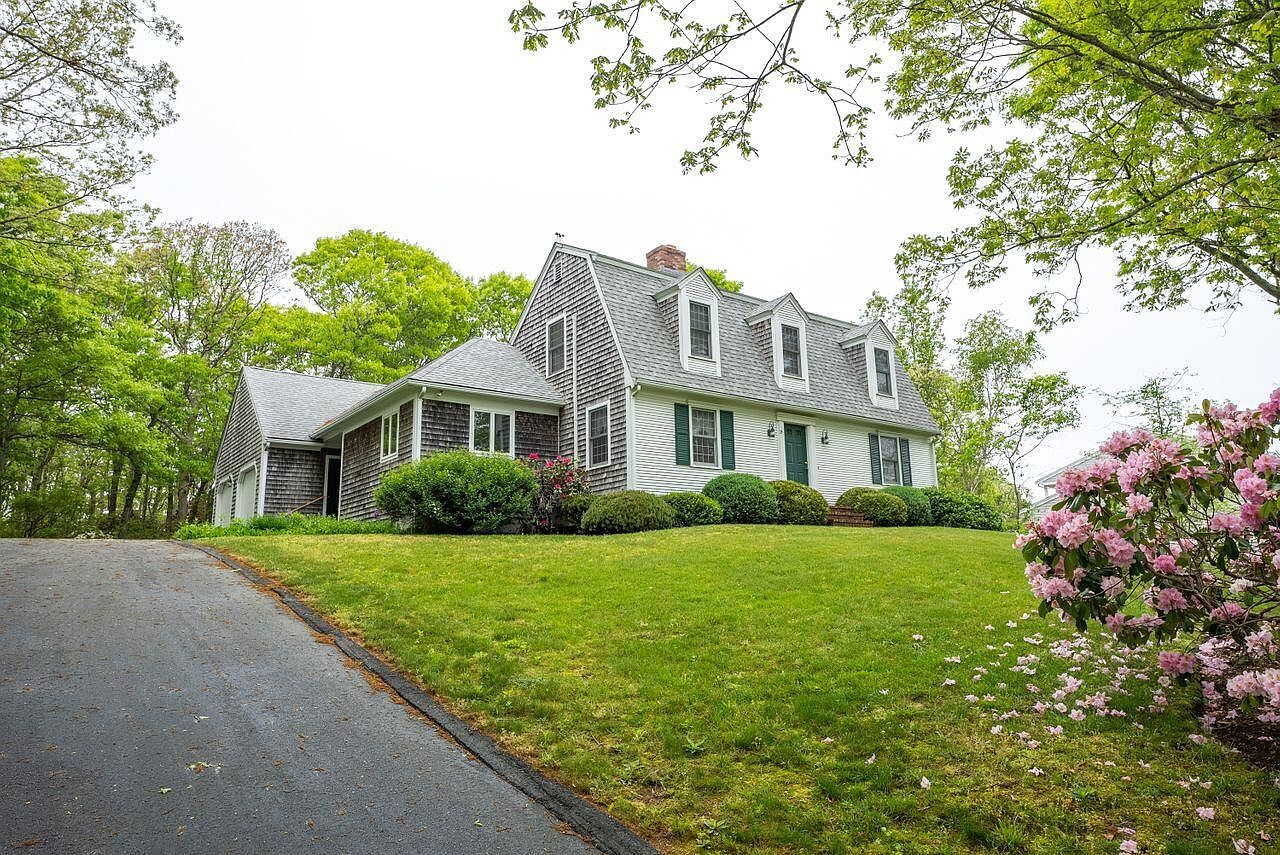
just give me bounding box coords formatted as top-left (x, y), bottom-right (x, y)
top-left (564, 247), bottom-right (939, 434)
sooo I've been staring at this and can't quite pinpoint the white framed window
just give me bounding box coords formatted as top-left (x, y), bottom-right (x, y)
top-left (471, 408), bottom-right (513, 455)
top-left (874, 346), bottom-right (893, 396)
top-left (689, 301), bottom-right (712, 358)
top-left (691, 406), bottom-right (719, 466)
top-left (546, 315), bottom-right (566, 376)
top-left (380, 410), bottom-right (400, 460)
top-left (781, 323), bottom-right (803, 377)
top-left (586, 402), bottom-right (609, 467)
top-left (879, 434), bottom-right (902, 485)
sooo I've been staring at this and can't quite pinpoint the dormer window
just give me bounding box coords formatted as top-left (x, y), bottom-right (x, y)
top-left (781, 324), bottom-right (803, 377)
top-left (689, 301), bottom-right (712, 358)
top-left (874, 347), bottom-right (893, 396)
top-left (655, 269), bottom-right (720, 376)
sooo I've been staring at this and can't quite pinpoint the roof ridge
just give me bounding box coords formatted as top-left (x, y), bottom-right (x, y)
top-left (242, 365), bottom-right (384, 387)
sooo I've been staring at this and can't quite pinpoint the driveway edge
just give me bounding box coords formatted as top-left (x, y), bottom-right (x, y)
top-left (180, 541), bottom-right (656, 855)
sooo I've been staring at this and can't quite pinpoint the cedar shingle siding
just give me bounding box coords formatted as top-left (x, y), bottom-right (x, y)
top-left (339, 400), bottom-right (413, 520)
top-left (512, 251), bottom-right (628, 492)
top-left (515, 411), bottom-right (558, 459)
top-left (263, 447), bottom-right (325, 515)
top-left (214, 378), bottom-right (263, 518)
top-left (422, 400), bottom-right (469, 453)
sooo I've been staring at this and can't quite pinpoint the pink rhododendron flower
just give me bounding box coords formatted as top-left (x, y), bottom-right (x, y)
top-left (1101, 429), bottom-right (1154, 456)
top-left (1155, 588), bottom-right (1188, 613)
top-left (1152, 553), bottom-right (1178, 574)
top-left (1125, 493), bottom-right (1153, 516)
top-left (1210, 602), bottom-right (1247, 622)
top-left (1209, 513), bottom-right (1245, 537)
top-left (1255, 453), bottom-right (1280, 476)
top-left (1158, 651), bottom-right (1195, 676)
top-left (1094, 528), bottom-right (1136, 567)
top-left (1234, 468), bottom-right (1272, 504)
top-left (1054, 511), bottom-right (1092, 549)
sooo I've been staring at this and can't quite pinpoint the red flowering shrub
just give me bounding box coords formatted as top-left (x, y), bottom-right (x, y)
top-left (526, 453), bottom-right (588, 533)
top-left (1019, 388), bottom-right (1280, 745)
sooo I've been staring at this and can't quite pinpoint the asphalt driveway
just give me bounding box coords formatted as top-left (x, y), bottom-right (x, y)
top-left (0, 539), bottom-right (595, 854)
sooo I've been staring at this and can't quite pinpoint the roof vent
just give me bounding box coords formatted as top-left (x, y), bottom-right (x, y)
top-left (645, 244), bottom-right (686, 273)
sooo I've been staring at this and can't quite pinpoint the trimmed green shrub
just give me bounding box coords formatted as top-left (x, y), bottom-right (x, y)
top-left (553, 493), bottom-right (596, 533)
top-left (175, 513), bottom-right (395, 539)
top-left (882, 485), bottom-right (932, 526)
top-left (663, 492), bottom-right (724, 527)
top-left (374, 450), bottom-right (537, 534)
top-left (769, 480), bottom-right (829, 526)
top-left (920, 488), bottom-right (1002, 531)
top-left (581, 491), bottom-right (676, 534)
top-left (835, 487), bottom-right (909, 526)
top-left (702, 473), bottom-right (779, 524)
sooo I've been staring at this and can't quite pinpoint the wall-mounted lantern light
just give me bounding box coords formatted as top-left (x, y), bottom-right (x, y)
top-left (766, 421), bottom-right (777, 437)
top-left (820, 429), bottom-right (830, 445)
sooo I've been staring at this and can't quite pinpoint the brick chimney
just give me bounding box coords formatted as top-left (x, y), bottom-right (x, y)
top-left (645, 244), bottom-right (687, 273)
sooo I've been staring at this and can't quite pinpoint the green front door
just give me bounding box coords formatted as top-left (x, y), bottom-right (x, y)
top-left (784, 423), bottom-right (809, 484)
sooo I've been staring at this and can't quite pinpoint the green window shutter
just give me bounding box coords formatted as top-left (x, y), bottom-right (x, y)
top-left (868, 432), bottom-right (882, 485)
top-left (719, 410), bottom-right (735, 470)
top-left (899, 437), bottom-right (912, 486)
top-left (674, 403), bottom-right (691, 466)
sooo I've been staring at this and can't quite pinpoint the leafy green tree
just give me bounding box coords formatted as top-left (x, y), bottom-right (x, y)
top-left (0, 0), bottom-right (179, 218)
top-left (290, 229), bottom-right (478, 378)
top-left (955, 311), bottom-right (1081, 520)
top-left (687, 261), bottom-right (743, 293)
top-left (1111, 371), bottom-right (1194, 440)
top-left (473, 271), bottom-right (534, 339)
top-left (119, 220), bottom-right (292, 526)
top-left (512, 0), bottom-right (1280, 324)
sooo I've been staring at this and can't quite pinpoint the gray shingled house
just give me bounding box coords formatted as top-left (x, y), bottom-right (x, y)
top-left (211, 243), bottom-right (940, 524)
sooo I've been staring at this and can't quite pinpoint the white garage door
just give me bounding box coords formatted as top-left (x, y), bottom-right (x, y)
top-left (214, 482), bottom-right (233, 526)
top-left (234, 467), bottom-right (258, 521)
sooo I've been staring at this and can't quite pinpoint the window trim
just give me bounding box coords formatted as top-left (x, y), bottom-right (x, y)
top-left (470, 407), bottom-right (515, 456)
top-left (878, 432), bottom-right (903, 486)
top-left (379, 409), bottom-right (400, 462)
top-left (545, 314), bottom-right (567, 377)
top-left (585, 401), bottom-right (610, 468)
top-left (688, 300), bottom-right (713, 360)
top-left (781, 323), bottom-right (803, 378)
top-left (873, 346), bottom-right (894, 397)
top-left (689, 405), bottom-right (720, 468)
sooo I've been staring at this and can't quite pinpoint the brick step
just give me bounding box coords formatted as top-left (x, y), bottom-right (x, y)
top-left (826, 505), bottom-right (872, 527)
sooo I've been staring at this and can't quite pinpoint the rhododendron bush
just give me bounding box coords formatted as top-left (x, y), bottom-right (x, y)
top-left (1019, 387), bottom-right (1280, 746)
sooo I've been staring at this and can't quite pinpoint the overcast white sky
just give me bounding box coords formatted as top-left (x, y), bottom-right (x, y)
top-left (133, 1), bottom-right (1278, 481)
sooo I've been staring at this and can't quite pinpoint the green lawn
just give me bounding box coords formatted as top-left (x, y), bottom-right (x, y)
top-left (207, 526), bottom-right (1278, 854)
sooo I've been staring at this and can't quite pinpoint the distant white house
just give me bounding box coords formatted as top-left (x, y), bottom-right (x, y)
top-left (1027, 453), bottom-right (1102, 519)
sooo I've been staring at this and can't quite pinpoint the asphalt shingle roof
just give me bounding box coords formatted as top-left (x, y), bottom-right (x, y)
top-left (240, 368), bottom-right (384, 442)
top-left (408, 338), bottom-right (563, 403)
top-left (587, 253), bottom-right (940, 434)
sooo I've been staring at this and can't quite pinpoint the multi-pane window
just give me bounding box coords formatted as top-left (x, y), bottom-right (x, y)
top-left (879, 435), bottom-right (901, 485)
top-left (691, 407), bottom-right (718, 466)
top-left (472, 410), bottom-right (513, 454)
top-left (781, 324), bottom-right (802, 377)
top-left (874, 347), bottom-right (893, 396)
top-left (587, 404), bottom-right (609, 467)
top-left (689, 301), bottom-right (712, 358)
top-left (546, 317), bottom-right (565, 375)
top-left (380, 411), bottom-right (400, 460)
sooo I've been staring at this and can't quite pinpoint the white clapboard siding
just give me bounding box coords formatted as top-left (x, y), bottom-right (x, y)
top-left (631, 388), bottom-right (936, 501)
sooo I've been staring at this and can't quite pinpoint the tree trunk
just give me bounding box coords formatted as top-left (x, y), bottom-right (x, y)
top-left (116, 463), bottom-right (144, 539)
top-left (106, 457), bottom-right (122, 518)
